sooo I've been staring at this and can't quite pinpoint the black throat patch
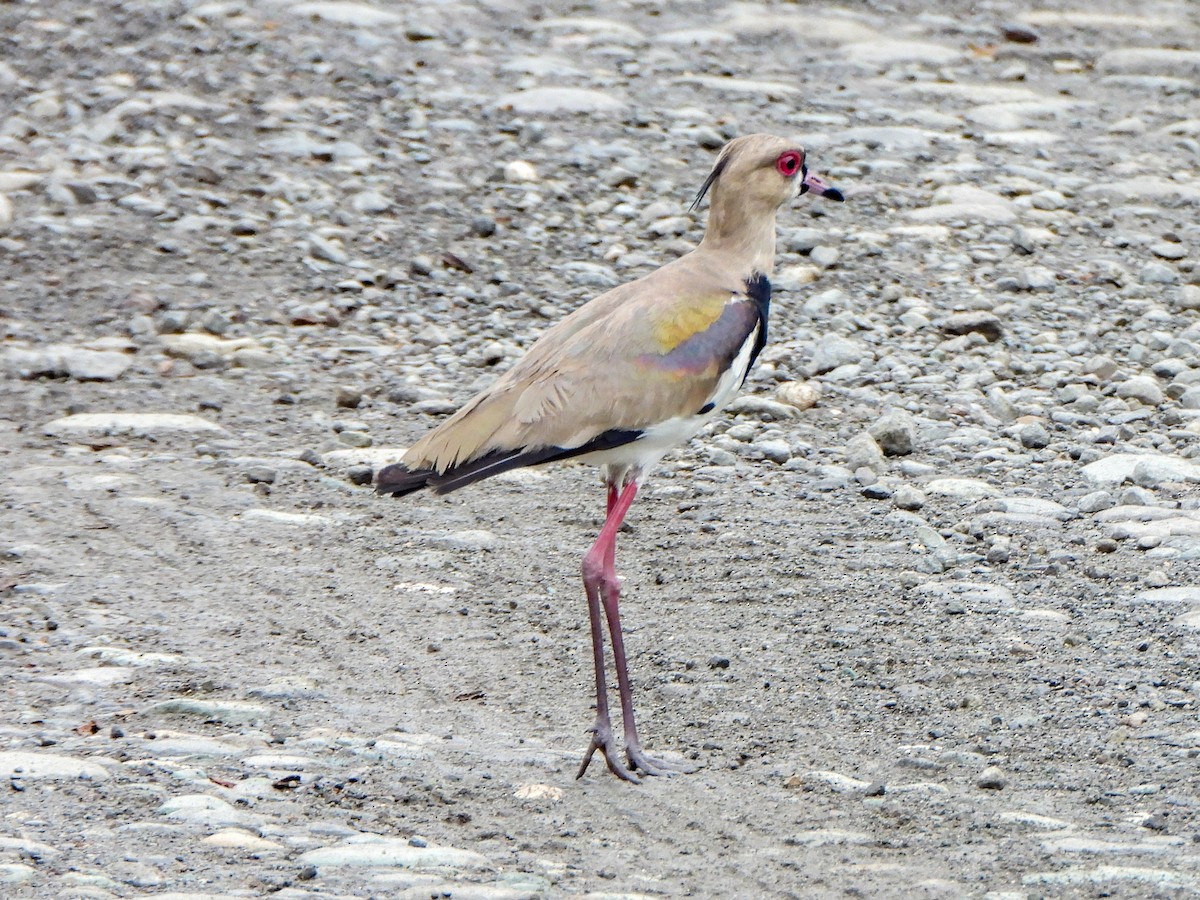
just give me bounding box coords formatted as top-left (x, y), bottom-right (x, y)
top-left (743, 271), bottom-right (771, 377)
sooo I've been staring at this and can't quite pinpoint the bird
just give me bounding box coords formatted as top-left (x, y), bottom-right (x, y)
top-left (377, 134), bottom-right (843, 783)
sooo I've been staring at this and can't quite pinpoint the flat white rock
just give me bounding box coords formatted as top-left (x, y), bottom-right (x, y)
top-left (298, 837), bottom-right (492, 869)
top-left (202, 828), bottom-right (284, 851)
top-left (0, 751), bottom-right (110, 780)
top-left (290, 2), bottom-right (402, 26)
top-left (44, 413), bottom-right (228, 437)
top-left (239, 509), bottom-right (330, 526)
top-left (496, 88), bottom-right (625, 115)
top-left (1082, 453), bottom-right (1200, 486)
top-left (926, 477), bottom-right (1001, 500)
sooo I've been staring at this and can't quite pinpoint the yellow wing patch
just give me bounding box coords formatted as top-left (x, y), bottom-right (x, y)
top-left (649, 294), bottom-right (728, 352)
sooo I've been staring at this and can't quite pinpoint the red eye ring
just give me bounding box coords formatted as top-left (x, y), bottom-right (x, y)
top-left (776, 150), bottom-right (803, 177)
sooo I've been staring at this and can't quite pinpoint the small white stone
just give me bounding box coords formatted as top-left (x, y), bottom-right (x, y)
top-left (503, 160), bottom-right (539, 183)
top-left (202, 829), bottom-right (284, 851)
top-left (775, 381), bottom-right (820, 410)
top-left (514, 783), bottom-right (564, 801)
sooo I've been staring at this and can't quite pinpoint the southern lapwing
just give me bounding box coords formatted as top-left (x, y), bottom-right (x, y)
top-left (377, 134), bottom-right (843, 783)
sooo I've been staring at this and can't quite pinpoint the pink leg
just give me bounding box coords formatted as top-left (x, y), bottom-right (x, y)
top-left (577, 479), bottom-right (695, 781)
top-left (577, 479), bottom-right (642, 782)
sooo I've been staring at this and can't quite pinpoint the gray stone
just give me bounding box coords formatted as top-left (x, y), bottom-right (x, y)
top-left (844, 432), bottom-right (885, 473)
top-left (977, 766), bottom-right (1007, 790)
top-left (1140, 263), bottom-right (1179, 285)
top-left (941, 312), bottom-right (1003, 342)
top-left (309, 233), bottom-right (349, 264)
top-left (754, 439), bottom-right (792, 464)
top-left (1082, 453), bottom-right (1200, 486)
top-left (1077, 491), bottom-right (1115, 513)
top-left (1173, 285), bottom-right (1200, 310)
top-left (893, 485), bottom-right (926, 511)
top-left (810, 245), bottom-right (840, 267)
top-left (1019, 266), bottom-right (1057, 291)
top-left (1116, 376), bottom-right (1163, 406)
top-left (997, 497), bottom-right (1073, 521)
top-left (1084, 355), bottom-right (1120, 380)
top-left (1151, 241), bottom-right (1187, 260)
top-left (1134, 457), bottom-right (1200, 488)
top-left (869, 411), bottom-right (917, 456)
top-left (351, 190), bottom-right (391, 214)
top-left (1019, 422), bottom-right (1051, 449)
top-left (810, 335), bottom-right (865, 374)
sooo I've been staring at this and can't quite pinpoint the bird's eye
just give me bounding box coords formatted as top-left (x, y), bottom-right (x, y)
top-left (775, 151), bottom-right (803, 177)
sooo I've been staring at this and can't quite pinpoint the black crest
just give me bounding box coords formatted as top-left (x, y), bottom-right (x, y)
top-left (689, 150), bottom-right (731, 212)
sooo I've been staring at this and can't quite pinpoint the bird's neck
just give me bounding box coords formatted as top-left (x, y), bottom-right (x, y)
top-left (698, 197), bottom-right (779, 275)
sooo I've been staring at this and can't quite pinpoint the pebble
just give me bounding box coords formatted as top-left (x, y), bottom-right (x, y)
top-left (941, 312), bottom-right (1004, 342)
top-left (1140, 262), bottom-right (1179, 285)
top-left (809, 334), bottom-right (865, 374)
top-left (503, 160), bottom-right (539, 183)
top-left (977, 766), bottom-right (1008, 790)
top-left (870, 410), bottom-right (917, 456)
top-left (753, 439), bottom-right (792, 464)
top-left (1174, 285), bottom-right (1200, 310)
top-left (1019, 422), bottom-right (1051, 449)
top-left (1115, 376), bottom-right (1163, 406)
top-left (893, 485), bottom-right (927, 511)
top-left (775, 380), bottom-right (820, 410)
top-left (844, 432), bottom-right (884, 473)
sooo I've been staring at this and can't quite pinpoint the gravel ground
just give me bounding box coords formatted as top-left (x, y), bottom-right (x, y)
top-left (3, 0), bottom-right (1200, 897)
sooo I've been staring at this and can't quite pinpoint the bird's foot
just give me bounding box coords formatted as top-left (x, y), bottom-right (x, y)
top-left (576, 721), bottom-right (641, 784)
top-left (626, 742), bottom-right (698, 778)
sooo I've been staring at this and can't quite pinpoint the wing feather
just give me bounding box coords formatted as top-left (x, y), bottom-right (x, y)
top-left (387, 269), bottom-right (771, 493)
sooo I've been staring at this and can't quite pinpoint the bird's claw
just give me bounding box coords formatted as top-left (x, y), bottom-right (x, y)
top-left (626, 744), bottom-right (698, 777)
top-left (576, 722), bottom-right (698, 782)
top-left (577, 723), bottom-right (641, 784)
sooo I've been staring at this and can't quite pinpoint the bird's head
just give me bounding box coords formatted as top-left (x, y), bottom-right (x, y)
top-left (691, 133), bottom-right (844, 214)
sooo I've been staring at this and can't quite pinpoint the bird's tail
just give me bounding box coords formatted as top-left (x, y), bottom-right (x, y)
top-left (375, 462), bottom-right (436, 497)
